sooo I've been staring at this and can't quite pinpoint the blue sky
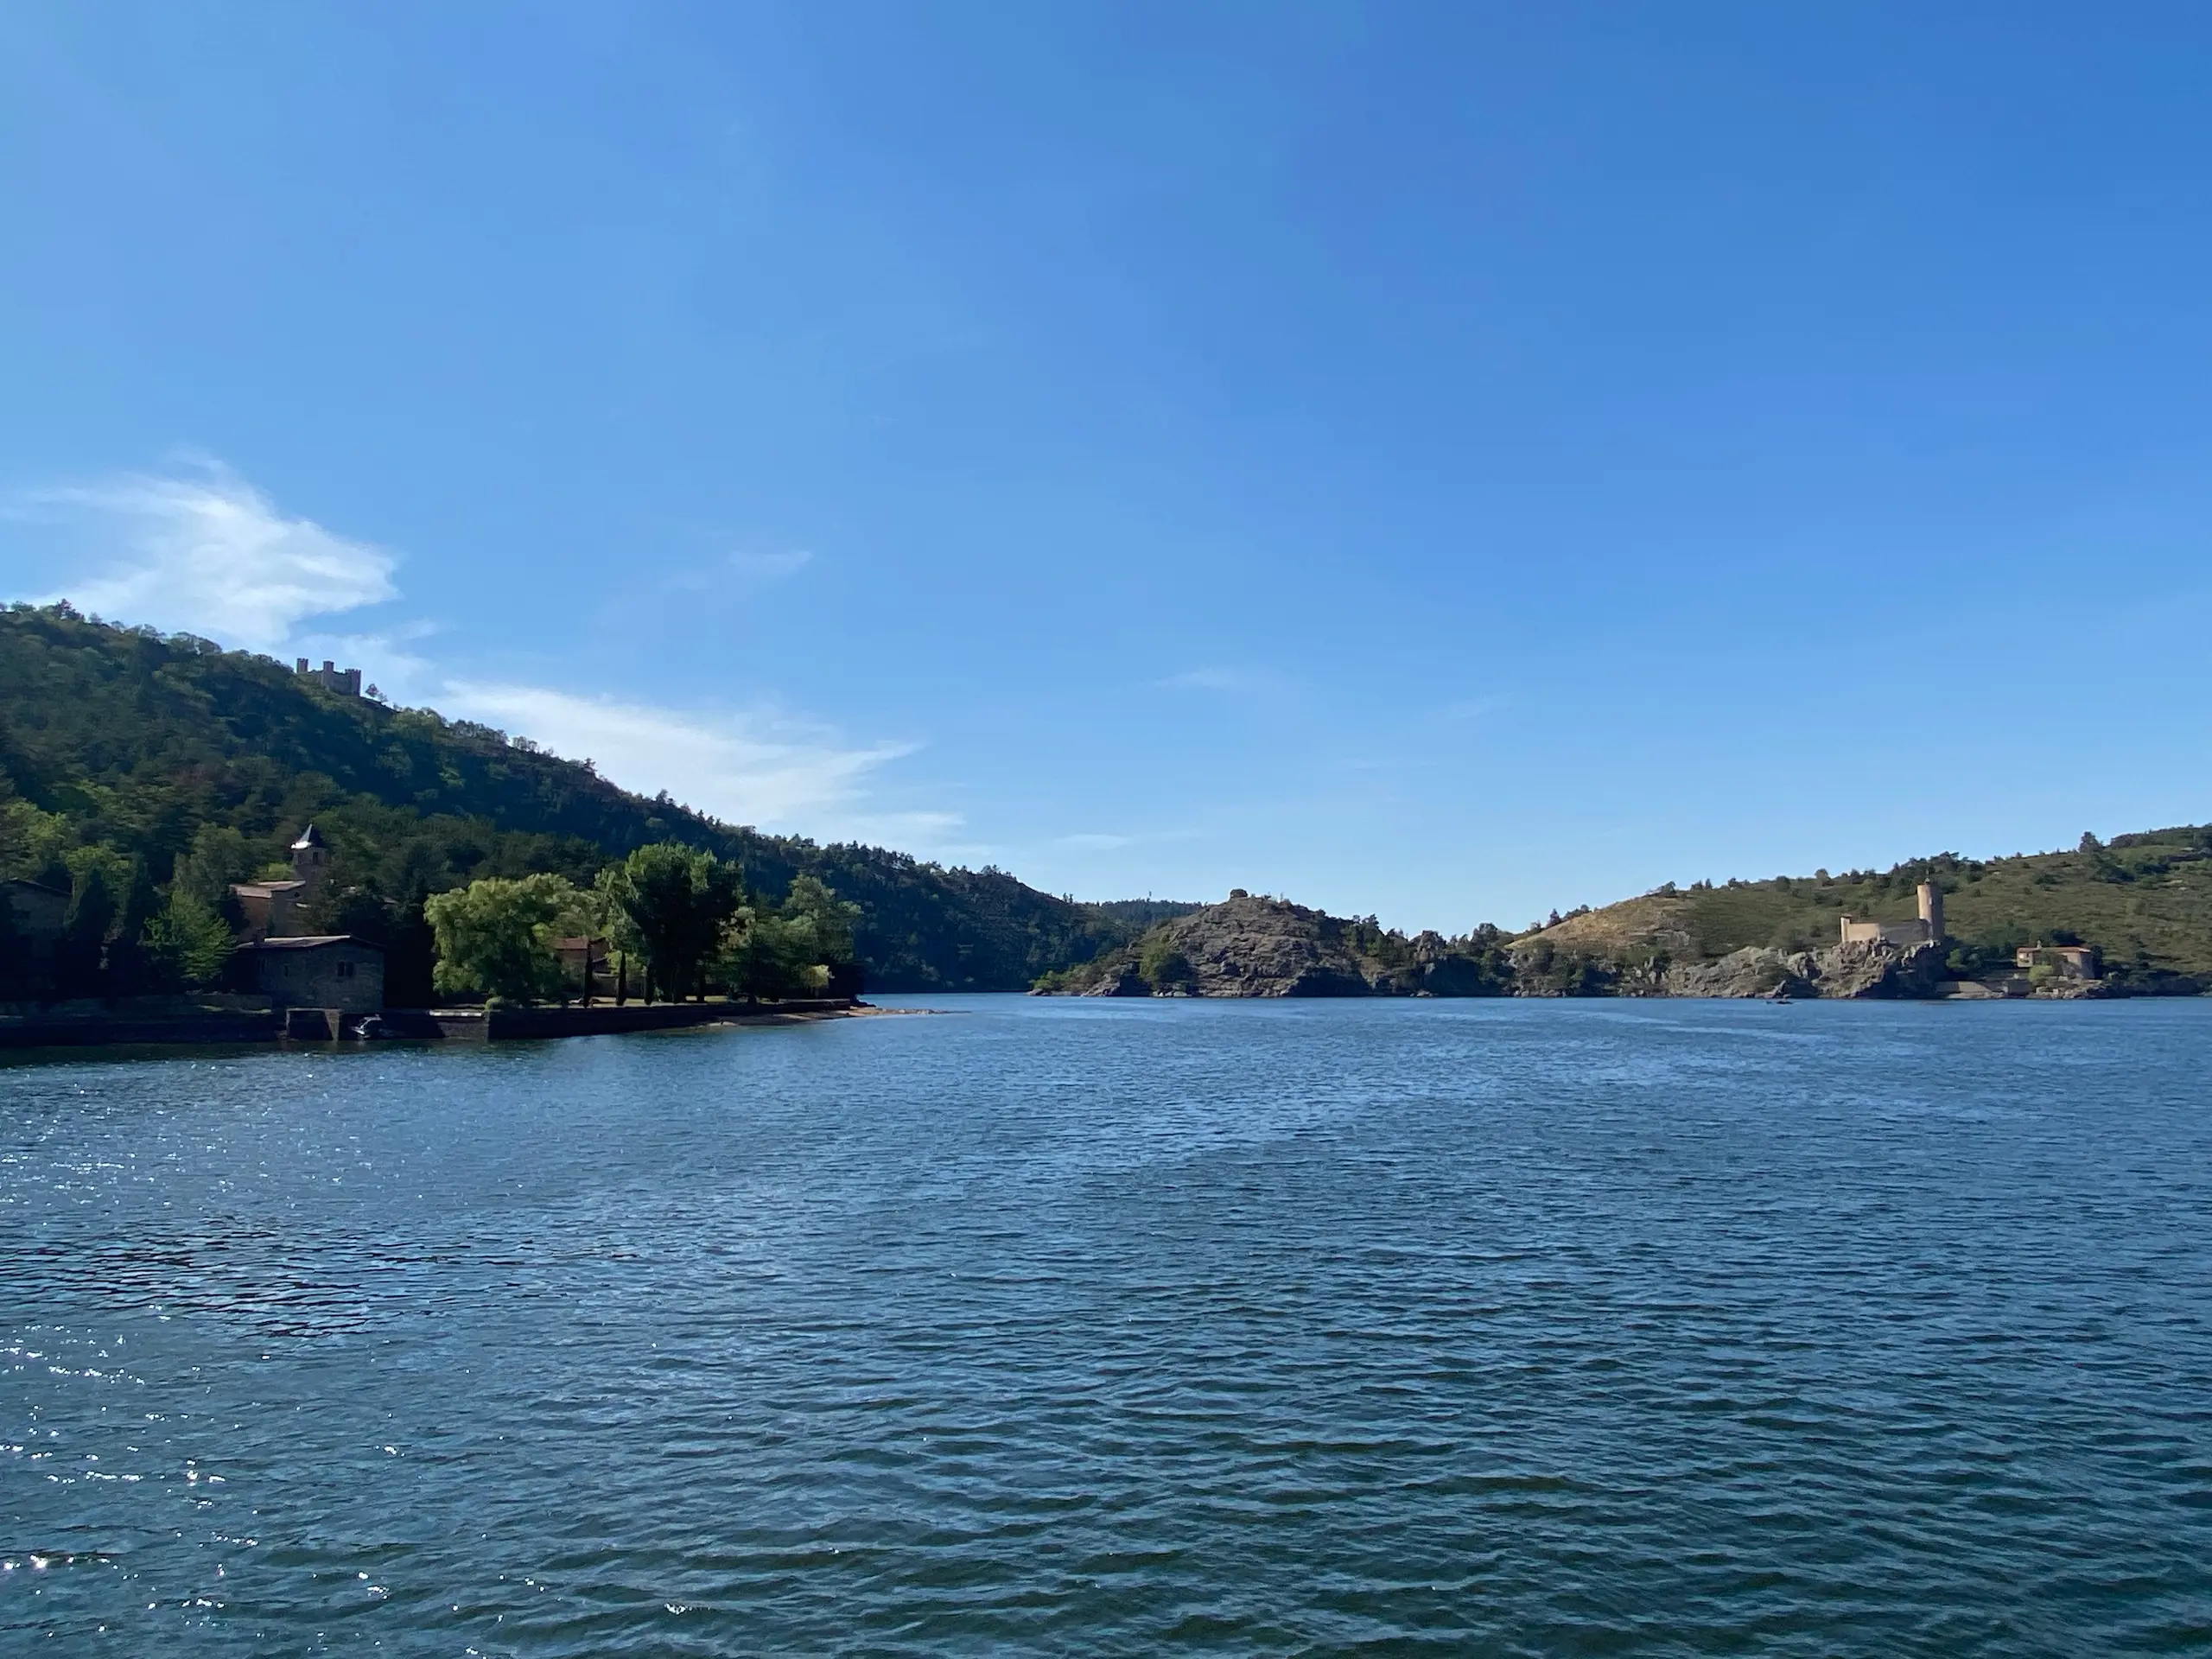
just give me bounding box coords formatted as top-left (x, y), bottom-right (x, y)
top-left (3, 3), bottom-right (2209, 931)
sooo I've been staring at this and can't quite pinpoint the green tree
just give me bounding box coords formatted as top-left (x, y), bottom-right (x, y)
top-left (142, 893), bottom-right (236, 990)
top-left (423, 873), bottom-right (584, 1003)
top-left (726, 911), bottom-right (826, 1000)
top-left (170, 823), bottom-right (259, 910)
top-left (1138, 936), bottom-right (1195, 993)
top-left (782, 874), bottom-right (857, 963)
top-left (0, 797), bottom-right (74, 887)
top-left (58, 857), bottom-right (119, 995)
top-left (106, 855), bottom-right (162, 994)
top-left (779, 874), bottom-right (864, 995)
top-left (599, 843), bottom-right (744, 1001)
top-left (726, 874), bottom-right (877, 999)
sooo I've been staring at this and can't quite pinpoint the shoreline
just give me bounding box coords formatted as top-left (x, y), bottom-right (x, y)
top-left (0, 996), bottom-right (899, 1055)
top-left (0, 990), bottom-right (2171, 1060)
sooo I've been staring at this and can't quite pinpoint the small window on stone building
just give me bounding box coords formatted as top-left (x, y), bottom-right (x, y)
top-left (337, 960), bottom-right (355, 979)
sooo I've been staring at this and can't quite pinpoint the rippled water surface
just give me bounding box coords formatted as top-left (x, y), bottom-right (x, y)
top-left (4, 996), bottom-right (2210, 1654)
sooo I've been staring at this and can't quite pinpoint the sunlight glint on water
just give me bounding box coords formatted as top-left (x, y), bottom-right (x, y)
top-left (4, 997), bottom-right (2209, 1654)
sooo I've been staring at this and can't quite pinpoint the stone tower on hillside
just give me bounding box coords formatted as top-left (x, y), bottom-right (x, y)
top-left (1917, 880), bottom-right (1944, 944)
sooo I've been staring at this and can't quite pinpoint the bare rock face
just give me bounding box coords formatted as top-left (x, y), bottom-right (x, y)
top-left (1812, 939), bottom-right (1951, 998)
top-left (1081, 965), bottom-right (1150, 997)
top-left (2036, 976), bottom-right (2118, 999)
top-left (1661, 939), bottom-right (1950, 999)
top-left (1662, 948), bottom-right (1811, 998)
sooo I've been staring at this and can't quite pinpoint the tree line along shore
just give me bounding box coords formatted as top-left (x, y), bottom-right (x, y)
top-left (3, 603), bottom-right (2206, 1033)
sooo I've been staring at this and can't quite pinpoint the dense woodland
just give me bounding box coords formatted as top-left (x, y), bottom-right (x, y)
top-left (0, 606), bottom-right (1182, 999)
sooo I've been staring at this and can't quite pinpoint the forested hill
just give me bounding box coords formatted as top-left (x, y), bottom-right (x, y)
top-left (0, 605), bottom-right (1186, 991)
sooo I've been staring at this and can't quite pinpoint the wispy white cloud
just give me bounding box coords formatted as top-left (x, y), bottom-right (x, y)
top-left (1046, 827), bottom-right (1207, 856)
top-left (11, 465), bottom-right (397, 650)
top-left (729, 549), bottom-right (813, 578)
top-left (1153, 666), bottom-right (1255, 692)
top-left (440, 680), bottom-right (915, 832)
top-left (6, 461), bottom-right (951, 847)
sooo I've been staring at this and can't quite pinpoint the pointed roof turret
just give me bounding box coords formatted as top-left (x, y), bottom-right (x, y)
top-left (290, 823), bottom-right (329, 851)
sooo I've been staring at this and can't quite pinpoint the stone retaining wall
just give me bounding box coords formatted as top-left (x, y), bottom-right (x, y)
top-left (0, 1012), bottom-right (280, 1050)
top-left (0, 999), bottom-right (858, 1051)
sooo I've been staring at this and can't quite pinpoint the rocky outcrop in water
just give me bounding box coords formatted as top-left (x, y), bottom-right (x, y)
top-left (1081, 963), bottom-right (1150, 997)
top-left (1084, 895), bottom-right (1380, 996)
top-left (1045, 893), bottom-right (1512, 998)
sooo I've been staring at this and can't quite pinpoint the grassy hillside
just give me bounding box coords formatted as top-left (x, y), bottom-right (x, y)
top-left (1528, 833), bottom-right (2212, 992)
top-left (0, 604), bottom-right (1165, 993)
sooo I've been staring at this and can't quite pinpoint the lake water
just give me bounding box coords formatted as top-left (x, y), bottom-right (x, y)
top-left (3, 996), bottom-right (2209, 1654)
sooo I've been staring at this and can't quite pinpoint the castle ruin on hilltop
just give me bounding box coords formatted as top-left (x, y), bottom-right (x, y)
top-left (296, 658), bottom-right (361, 696)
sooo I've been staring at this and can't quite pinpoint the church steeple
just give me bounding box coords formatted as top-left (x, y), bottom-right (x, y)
top-left (290, 823), bottom-right (330, 886)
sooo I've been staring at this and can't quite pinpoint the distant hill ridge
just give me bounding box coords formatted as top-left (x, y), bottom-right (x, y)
top-left (1517, 834), bottom-right (2212, 994)
top-left (0, 604), bottom-right (1190, 992)
top-left (6, 603), bottom-right (2202, 1001)
top-left (1042, 845), bottom-right (2212, 1000)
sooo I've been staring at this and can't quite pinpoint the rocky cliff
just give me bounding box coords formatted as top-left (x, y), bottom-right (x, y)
top-left (1658, 939), bottom-right (1952, 999)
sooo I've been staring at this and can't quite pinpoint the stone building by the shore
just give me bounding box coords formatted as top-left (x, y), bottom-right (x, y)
top-left (226, 825), bottom-right (387, 1015)
top-left (232, 934), bottom-right (385, 1015)
top-left (2016, 942), bottom-right (2101, 982)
